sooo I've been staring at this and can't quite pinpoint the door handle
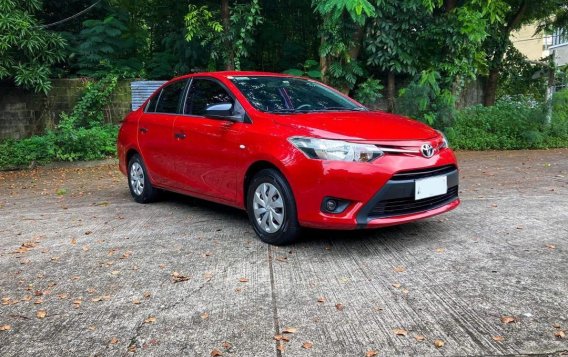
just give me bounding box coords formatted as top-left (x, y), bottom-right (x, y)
top-left (139, 127), bottom-right (148, 134)
top-left (174, 132), bottom-right (187, 140)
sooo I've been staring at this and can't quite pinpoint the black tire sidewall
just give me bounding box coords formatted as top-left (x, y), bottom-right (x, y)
top-left (127, 155), bottom-right (156, 203)
top-left (246, 169), bottom-right (300, 245)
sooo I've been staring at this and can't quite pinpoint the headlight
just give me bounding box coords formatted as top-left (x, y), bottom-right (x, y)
top-left (288, 137), bottom-right (383, 162)
top-left (437, 130), bottom-right (449, 149)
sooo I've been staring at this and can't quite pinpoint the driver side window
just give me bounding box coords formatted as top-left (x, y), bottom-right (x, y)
top-left (184, 79), bottom-right (234, 116)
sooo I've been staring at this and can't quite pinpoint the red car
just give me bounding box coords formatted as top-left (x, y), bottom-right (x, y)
top-left (118, 71), bottom-right (459, 245)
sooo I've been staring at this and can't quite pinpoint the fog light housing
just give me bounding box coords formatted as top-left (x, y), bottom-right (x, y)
top-left (326, 199), bottom-right (338, 211)
top-left (321, 197), bottom-right (350, 214)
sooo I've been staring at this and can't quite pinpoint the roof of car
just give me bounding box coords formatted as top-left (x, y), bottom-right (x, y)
top-left (176, 71), bottom-right (295, 81)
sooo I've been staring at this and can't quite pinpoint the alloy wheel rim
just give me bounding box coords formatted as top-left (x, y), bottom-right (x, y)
top-left (130, 162), bottom-right (144, 196)
top-left (253, 183), bottom-right (285, 233)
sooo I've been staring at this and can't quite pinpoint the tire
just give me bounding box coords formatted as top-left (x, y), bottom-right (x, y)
top-left (246, 168), bottom-right (301, 245)
top-left (127, 154), bottom-right (160, 203)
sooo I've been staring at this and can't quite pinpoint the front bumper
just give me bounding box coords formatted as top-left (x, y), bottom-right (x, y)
top-left (287, 148), bottom-right (460, 230)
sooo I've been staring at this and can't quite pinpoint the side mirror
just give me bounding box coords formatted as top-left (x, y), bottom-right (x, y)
top-left (204, 102), bottom-right (243, 122)
top-left (204, 102), bottom-right (233, 117)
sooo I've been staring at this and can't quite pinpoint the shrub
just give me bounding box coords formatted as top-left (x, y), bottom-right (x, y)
top-left (354, 78), bottom-right (384, 106)
top-left (447, 95), bottom-right (568, 150)
top-left (0, 75), bottom-right (120, 170)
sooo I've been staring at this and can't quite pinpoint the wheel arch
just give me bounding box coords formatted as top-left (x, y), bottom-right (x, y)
top-left (242, 160), bottom-right (291, 209)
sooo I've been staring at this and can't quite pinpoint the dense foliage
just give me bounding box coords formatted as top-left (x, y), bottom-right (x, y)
top-left (447, 91), bottom-right (568, 150)
top-left (0, 0), bottom-right (66, 93)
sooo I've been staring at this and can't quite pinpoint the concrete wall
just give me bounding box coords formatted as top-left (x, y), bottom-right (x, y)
top-left (551, 44), bottom-right (568, 67)
top-left (0, 79), bottom-right (131, 141)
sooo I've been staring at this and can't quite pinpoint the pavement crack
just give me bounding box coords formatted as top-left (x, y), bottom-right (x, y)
top-left (268, 245), bottom-right (283, 357)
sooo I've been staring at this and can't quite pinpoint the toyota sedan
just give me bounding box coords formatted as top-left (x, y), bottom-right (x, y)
top-left (117, 71), bottom-right (459, 245)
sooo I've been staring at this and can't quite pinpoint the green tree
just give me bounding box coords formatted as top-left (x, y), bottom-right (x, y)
top-left (0, 0), bottom-right (66, 93)
top-left (482, 0), bottom-right (568, 106)
top-left (366, 0), bottom-right (507, 112)
top-left (185, 0), bottom-right (263, 71)
top-left (313, 0), bottom-right (375, 92)
top-left (74, 6), bottom-right (145, 78)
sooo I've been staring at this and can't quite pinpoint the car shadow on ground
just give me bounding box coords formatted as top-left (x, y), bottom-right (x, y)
top-left (155, 190), bottom-right (443, 249)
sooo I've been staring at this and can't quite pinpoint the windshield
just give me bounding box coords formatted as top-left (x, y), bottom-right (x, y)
top-left (229, 76), bottom-right (365, 114)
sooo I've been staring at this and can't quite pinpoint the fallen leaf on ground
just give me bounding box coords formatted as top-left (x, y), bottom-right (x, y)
top-left (500, 316), bottom-right (516, 324)
top-left (365, 350), bottom-right (378, 357)
top-left (276, 343), bottom-right (285, 351)
top-left (132, 299), bottom-right (141, 305)
top-left (392, 283), bottom-right (401, 288)
top-left (282, 327), bottom-right (297, 334)
top-left (203, 272), bottom-right (213, 281)
top-left (0, 325), bottom-right (11, 331)
top-left (70, 238), bottom-right (77, 245)
top-left (393, 328), bottom-right (408, 336)
top-left (210, 348), bottom-right (222, 356)
top-left (222, 341), bottom-right (232, 350)
top-left (393, 266), bottom-right (406, 273)
top-left (200, 312), bottom-right (209, 320)
top-left (143, 291), bottom-right (151, 299)
top-left (435, 248), bottom-right (445, 253)
top-left (171, 272), bottom-right (190, 283)
top-left (110, 337), bottom-right (119, 345)
top-left (239, 277), bottom-right (249, 283)
top-left (302, 341), bottom-right (313, 349)
top-left (414, 334), bottom-right (425, 341)
top-left (545, 244), bottom-right (556, 250)
top-left (317, 296), bottom-right (325, 303)
top-left (433, 339), bottom-right (445, 348)
top-left (144, 316), bottom-right (156, 324)
top-left (36, 310), bottom-right (47, 319)
top-left (492, 335), bottom-right (504, 342)
top-left (555, 330), bottom-right (566, 339)
top-left (335, 303), bottom-right (344, 311)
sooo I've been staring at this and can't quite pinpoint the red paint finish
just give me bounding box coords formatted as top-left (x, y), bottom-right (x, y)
top-left (118, 71), bottom-right (460, 230)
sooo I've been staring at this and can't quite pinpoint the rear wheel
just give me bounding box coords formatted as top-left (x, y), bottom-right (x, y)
top-left (128, 154), bottom-right (159, 203)
top-left (246, 169), bottom-right (301, 245)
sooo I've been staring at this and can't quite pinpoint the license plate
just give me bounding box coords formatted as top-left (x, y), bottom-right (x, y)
top-left (415, 175), bottom-right (447, 200)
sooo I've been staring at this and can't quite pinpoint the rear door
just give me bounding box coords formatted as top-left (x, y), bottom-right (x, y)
top-left (171, 78), bottom-right (246, 203)
top-left (138, 79), bottom-right (188, 186)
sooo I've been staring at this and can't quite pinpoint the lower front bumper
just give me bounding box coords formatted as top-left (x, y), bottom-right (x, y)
top-left (297, 163), bottom-right (460, 230)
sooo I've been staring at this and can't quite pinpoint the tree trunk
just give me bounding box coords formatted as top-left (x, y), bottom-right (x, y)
top-left (349, 26), bottom-right (364, 60)
top-left (221, 0), bottom-right (234, 71)
top-left (387, 71), bottom-right (396, 112)
top-left (483, 68), bottom-right (499, 106)
top-left (444, 0), bottom-right (457, 12)
top-left (320, 35), bottom-right (328, 84)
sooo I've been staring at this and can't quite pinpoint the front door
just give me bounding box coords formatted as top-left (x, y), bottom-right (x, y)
top-left (171, 78), bottom-right (246, 203)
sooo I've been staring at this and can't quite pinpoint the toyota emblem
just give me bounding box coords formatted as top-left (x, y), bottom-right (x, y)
top-left (420, 143), bottom-right (435, 158)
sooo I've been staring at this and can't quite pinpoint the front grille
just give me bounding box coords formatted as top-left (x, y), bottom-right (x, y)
top-left (369, 185), bottom-right (459, 218)
top-left (390, 165), bottom-right (457, 181)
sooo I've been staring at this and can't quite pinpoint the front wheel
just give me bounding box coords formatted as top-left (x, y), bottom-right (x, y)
top-left (246, 169), bottom-right (301, 245)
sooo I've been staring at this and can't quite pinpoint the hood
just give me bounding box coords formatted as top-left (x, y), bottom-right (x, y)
top-left (272, 111), bottom-right (438, 141)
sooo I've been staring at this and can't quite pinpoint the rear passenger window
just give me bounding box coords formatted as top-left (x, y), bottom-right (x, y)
top-left (155, 80), bottom-right (187, 114)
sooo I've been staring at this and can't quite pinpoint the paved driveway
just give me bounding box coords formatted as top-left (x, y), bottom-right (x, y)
top-left (0, 150), bottom-right (567, 357)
